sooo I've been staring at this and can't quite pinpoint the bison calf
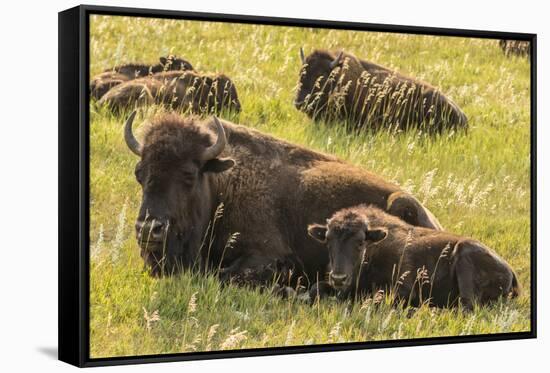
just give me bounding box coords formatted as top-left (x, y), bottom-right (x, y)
top-left (296, 48), bottom-right (468, 133)
top-left (90, 55), bottom-right (194, 100)
top-left (98, 71), bottom-right (241, 114)
top-left (307, 205), bottom-right (520, 310)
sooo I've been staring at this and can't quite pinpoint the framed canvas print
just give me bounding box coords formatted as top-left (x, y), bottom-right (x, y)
top-left (58, 5), bottom-right (536, 367)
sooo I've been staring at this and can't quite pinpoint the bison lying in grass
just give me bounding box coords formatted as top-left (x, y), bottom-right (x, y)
top-left (90, 55), bottom-right (194, 100)
top-left (295, 48), bottom-right (468, 133)
top-left (499, 40), bottom-right (531, 57)
top-left (307, 205), bottom-right (520, 310)
top-left (123, 112), bottom-right (442, 285)
top-left (98, 71), bottom-right (241, 114)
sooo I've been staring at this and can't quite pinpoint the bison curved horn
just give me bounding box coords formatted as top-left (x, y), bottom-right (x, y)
top-left (329, 51), bottom-right (344, 69)
top-left (202, 116), bottom-right (227, 161)
top-left (124, 110), bottom-right (142, 156)
top-left (299, 47), bottom-right (305, 64)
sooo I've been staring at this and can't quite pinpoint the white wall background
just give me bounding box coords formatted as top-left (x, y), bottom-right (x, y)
top-left (0, 0), bottom-right (546, 370)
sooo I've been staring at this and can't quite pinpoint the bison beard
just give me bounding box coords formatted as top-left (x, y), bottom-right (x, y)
top-left (124, 111), bottom-right (443, 289)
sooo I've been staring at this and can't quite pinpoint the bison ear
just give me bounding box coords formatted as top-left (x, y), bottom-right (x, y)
top-left (365, 227), bottom-right (387, 243)
top-left (308, 224), bottom-right (328, 243)
top-left (329, 51), bottom-right (344, 69)
top-left (202, 157), bottom-right (235, 173)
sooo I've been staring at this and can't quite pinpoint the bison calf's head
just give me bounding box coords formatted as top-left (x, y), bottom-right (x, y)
top-left (308, 210), bottom-right (387, 292)
top-left (124, 111), bottom-right (235, 276)
top-left (294, 48), bottom-right (344, 115)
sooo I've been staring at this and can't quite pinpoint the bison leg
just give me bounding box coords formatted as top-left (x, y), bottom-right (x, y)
top-left (308, 280), bottom-right (336, 304)
top-left (387, 191), bottom-right (443, 230)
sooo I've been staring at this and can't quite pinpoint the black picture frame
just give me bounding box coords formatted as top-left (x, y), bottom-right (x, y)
top-left (58, 4), bottom-right (537, 368)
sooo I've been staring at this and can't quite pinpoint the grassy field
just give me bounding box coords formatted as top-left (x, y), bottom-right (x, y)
top-left (89, 15), bottom-right (531, 358)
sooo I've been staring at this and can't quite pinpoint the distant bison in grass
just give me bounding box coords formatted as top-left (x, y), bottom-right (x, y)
top-left (98, 70), bottom-right (241, 114)
top-left (90, 55), bottom-right (194, 100)
top-left (499, 40), bottom-right (531, 57)
top-left (295, 48), bottom-right (468, 133)
top-left (308, 205), bottom-right (520, 310)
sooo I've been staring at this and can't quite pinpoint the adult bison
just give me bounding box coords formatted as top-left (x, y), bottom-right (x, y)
top-left (90, 55), bottom-right (194, 100)
top-left (295, 48), bottom-right (468, 133)
top-left (307, 205), bottom-right (520, 310)
top-left (99, 71), bottom-right (241, 114)
top-left (124, 111), bottom-right (442, 285)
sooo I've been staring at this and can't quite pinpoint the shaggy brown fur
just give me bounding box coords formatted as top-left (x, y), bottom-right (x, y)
top-left (99, 71), bottom-right (241, 114)
top-left (308, 205), bottom-right (520, 310)
top-left (295, 49), bottom-right (468, 132)
top-left (90, 55), bottom-right (194, 100)
top-left (499, 40), bottom-right (531, 57)
top-left (127, 114), bottom-right (442, 284)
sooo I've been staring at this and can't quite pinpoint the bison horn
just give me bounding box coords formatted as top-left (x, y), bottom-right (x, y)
top-left (124, 110), bottom-right (142, 156)
top-left (300, 47), bottom-right (305, 64)
top-left (202, 116), bottom-right (227, 161)
top-left (329, 51), bottom-right (344, 69)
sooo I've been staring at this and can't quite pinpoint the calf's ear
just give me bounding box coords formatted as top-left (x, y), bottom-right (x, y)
top-left (202, 158), bottom-right (235, 173)
top-left (308, 224), bottom-right (328, 243)
top-left (365, 227), bottom-right (387, 243)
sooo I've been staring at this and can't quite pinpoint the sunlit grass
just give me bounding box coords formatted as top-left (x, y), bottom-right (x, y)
top-left (89, 15), bottom-right (531, 358)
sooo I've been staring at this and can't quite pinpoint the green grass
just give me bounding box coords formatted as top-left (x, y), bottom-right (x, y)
top-left (89, 15), bottom-right (531, 358)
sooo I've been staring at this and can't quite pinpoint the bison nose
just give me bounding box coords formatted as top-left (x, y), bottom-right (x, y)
top-left (330, 273), bottom-right (349, 286)
top-left (136, 219), bottom-right (167, 243)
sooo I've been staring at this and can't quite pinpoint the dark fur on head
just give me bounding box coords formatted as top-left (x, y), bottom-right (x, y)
top-left (142, 114), bottom-right (215, 165)
top-left (133, 114), bottom-right (235, 276)
top-left (327, 208), bottom-right (369, 233)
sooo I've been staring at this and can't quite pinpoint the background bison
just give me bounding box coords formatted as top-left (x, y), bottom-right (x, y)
top-left (90, 55), bottom-right (194, 100)
top-left (124, 112), bottom-right (441, 282)
top-left (296, 48), bottom-right (468, 132)
top-left (308, 205), bottom-right (520, 310)
top-left (98, 71), bottom-right (241, 114)
top-left (499, 40), bottom-right (531, 57)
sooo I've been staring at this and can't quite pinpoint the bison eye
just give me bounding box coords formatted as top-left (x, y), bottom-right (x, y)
top-left (134, 163), bottom-right (145, 184)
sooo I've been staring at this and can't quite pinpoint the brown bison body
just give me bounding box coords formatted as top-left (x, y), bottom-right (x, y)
top-left (308, 205), bottom-right (520, 310)
top-left (296, 49), bottom-right (468, 132)
top-left (499, 40), bottom-right (531, 57)
top-left (124, 112), bottom-right (442, 285)
top-left (99, 71), bottom-right (241, 114)
top-left (90, 55), bottom-right (194, 100)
